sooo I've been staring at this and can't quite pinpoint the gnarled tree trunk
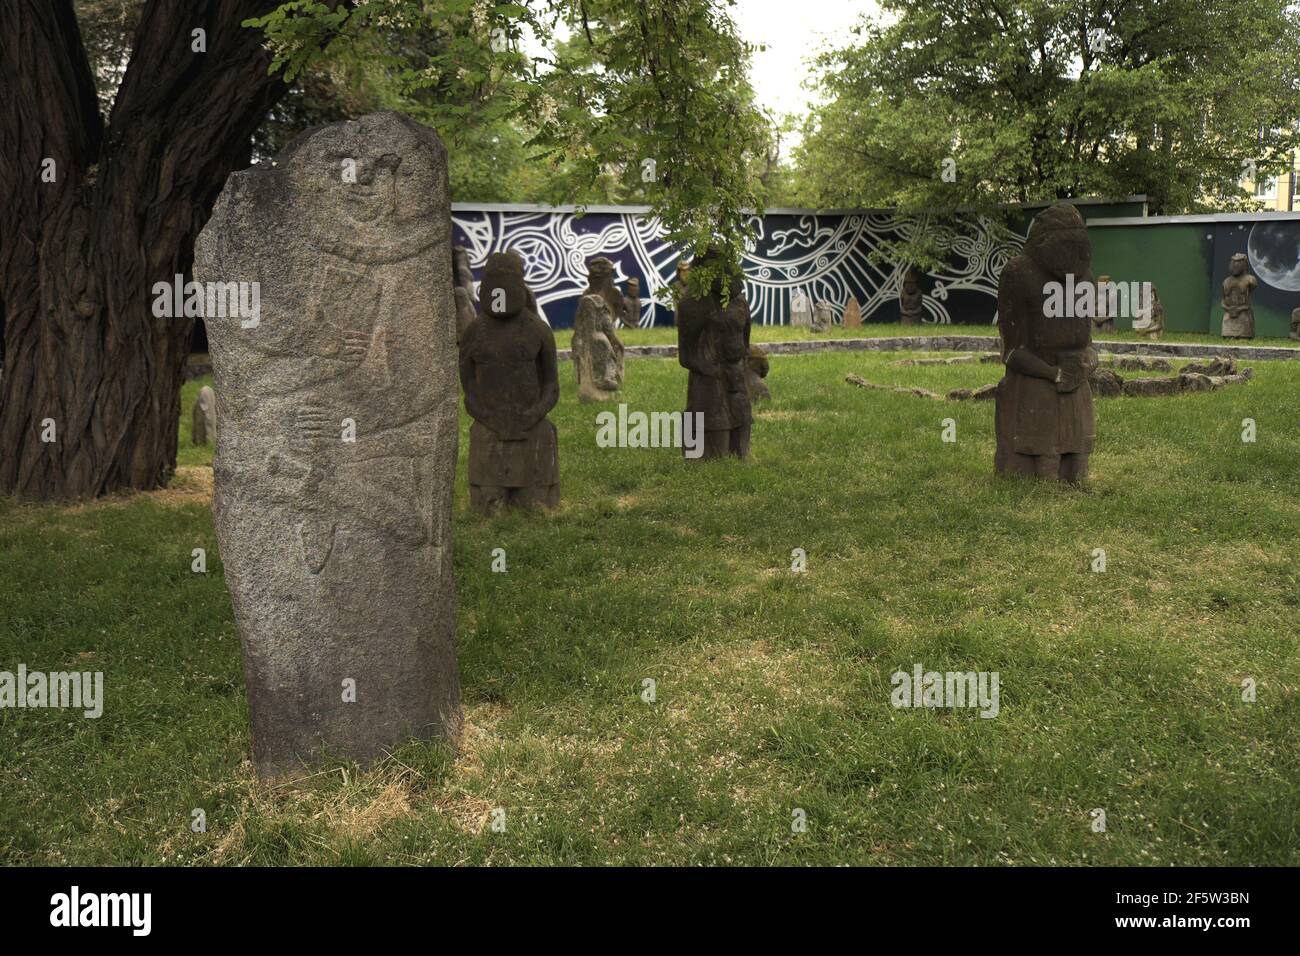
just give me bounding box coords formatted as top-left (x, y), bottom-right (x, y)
top-left (0, 1), bottom-right (317, 498)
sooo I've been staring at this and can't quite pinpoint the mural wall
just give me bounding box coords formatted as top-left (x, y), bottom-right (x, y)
top-left (1215, 217), bottom-right (1300, 336)
top-left (1090, 213), bottom-right (1300, 336)
top-left (451, 201), bottom-right (1146, 330)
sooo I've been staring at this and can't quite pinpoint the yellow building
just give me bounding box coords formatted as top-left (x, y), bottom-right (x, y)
top-left (1243, 148), bottom-right (1299, 212)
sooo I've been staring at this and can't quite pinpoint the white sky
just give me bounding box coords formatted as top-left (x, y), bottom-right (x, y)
top-left (734, 0), bottom-right (879, 150)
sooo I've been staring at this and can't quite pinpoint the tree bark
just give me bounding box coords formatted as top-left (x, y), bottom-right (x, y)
top-left (0, 1), bottom-right (317, 498)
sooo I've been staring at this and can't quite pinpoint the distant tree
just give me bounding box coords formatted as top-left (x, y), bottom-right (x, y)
top-left (792, 0), bottom-right (1300, 236)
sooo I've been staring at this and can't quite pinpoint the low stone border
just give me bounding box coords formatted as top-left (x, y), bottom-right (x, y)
top-left (846, 356), bottom-right (1255, 402)
top-left (561, 335), bottom-right (1300, 363)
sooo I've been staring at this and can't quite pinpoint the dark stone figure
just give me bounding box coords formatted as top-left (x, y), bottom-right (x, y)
top-left (459, 251), bottom-right (560, 513)
top-left (900, 267), bottom-right (925, 325)
top-left (625, 277), bottom-right (642, 328)
top-left (677, 252), bottom-right (753, 459)
top-left (1290, 307), bottom-right (1300, 342)
top-left (1221, 253), bottom-right (1258, 339)
top-left (994, 201), bottom-right (1097, 484)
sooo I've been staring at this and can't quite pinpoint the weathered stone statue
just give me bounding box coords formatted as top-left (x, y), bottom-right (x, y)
top-left (1092, 275), bottom-right (1115, 332)
top-left (994, 201), bottom-right (1097, 483)
top-left (1290, 307), bottom-right (1300, 342)
top-left (900, 268), bottom-right (924, 325)
top-left (1132, 284), bottom-right (1165, 340)
top-left (571, 293), bottom-right (625, 402)
top-left (460, 250), bottom-right (560, 512)
top-left (452, 244), bottom-right (478, 342)
top-left (584, 256), bottom-right (635, 327)
top-left (812, 301), bottom-right (833, 332)
top-left (675, 259), bottom-right (691, 291)
top-left (746, 344), bottom-right (771, 403)
top-left (677, 252), bottom-right (753, 459)
top-left (193, 111), bottom-right (462, 778)
top-left (790, 288), bottom-right (812, 327)
top-left (1221, 253), bottom-right (1258, 339)
top-left (192, 385), bottom-right (216, 445)
top-left (843, 296), bottom-right (863, 329)
top-left (625, 277), bottom-right (642, 327)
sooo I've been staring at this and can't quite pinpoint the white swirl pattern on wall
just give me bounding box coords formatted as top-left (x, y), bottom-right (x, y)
top-left (450, 207), bottom-right (1028, 328)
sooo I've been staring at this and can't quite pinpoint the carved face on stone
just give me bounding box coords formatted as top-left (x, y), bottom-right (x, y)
top-left (480, 251), bottom-right (529, 320)
top-left (1024, 202), bottom-right (1091, 282)
top-left (588, 257), bottom-right (615, 287)
top-left (291, 114), bottom-right (442, 263)
top-left (677, 260), bottom-right (691, 283)
top-left (1229, 253), bottom-right (1248, 277)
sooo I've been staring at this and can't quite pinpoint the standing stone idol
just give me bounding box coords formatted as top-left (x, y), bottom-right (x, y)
top-left (994, 201), bottom-right (1097, 483)
top-left (900, 267), bottom-right (925, 325)
top-left (460, 250), bottom-right (560, 512)
top-left (1290, 307), bottom-right (1300, 342)
top-left (790, 288), bottom-right (813, 327)
top-left (572, 293), bottom-right (625, 402)
top-left (677, 251), bottom-right (753, 459)
top-left (675, 258), bottom-right (691, 293)
top-left (625, 277), bottom-right (642, 328)
top-left (812, 301), bottom-right (833, 332)
top-left (1132, 284), bottom-right (1165, 340)
top-left (193, 111), bottom-right (462, 778)
top-left (668, 259), bottom-right (691, 326)
top-left (192, 385), bottom-right (217, 445)
top-left (843, 296), bottom-right (863, 329)
top-left (1221, 253), bottom-right (1258, 339)
top-left (584, 256), bottom-right (636, 327)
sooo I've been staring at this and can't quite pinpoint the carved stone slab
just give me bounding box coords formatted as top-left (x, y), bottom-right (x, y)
top-left (194, 112), bottom-right (462, 779)
top-left (842, 296), bottom-right (863, 329)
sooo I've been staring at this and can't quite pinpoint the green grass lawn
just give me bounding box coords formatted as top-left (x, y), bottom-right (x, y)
top-left (555, 321), bottom-right (1300, 351)
top-left (2, 345), bottom-right (1298, 865)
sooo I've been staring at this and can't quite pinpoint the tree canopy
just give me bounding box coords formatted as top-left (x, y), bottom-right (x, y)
top-left (792, 0), bottom-right (1300, 224)
top-left (249, 0), bottom-right (774, 283)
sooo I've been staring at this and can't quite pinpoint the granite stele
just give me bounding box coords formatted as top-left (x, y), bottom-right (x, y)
top-left (194, 111), bottom-right (462, 779)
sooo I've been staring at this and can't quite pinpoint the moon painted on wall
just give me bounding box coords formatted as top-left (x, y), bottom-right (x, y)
top-left (1246, 221), bottom-right (1300, 291)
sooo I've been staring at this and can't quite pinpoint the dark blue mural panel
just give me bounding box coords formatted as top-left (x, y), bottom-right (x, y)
top-left (451, 205), bottom-right (1026, 329)
top-left (449, 201), bottom-right (1149, 329)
